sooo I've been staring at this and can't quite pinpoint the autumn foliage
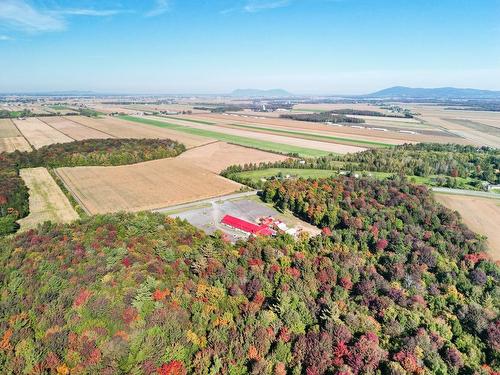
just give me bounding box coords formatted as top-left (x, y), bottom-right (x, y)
top-left (0, 176), bottom-right (498, 374)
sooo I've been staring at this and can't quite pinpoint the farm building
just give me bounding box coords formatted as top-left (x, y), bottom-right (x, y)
top-left (221, 215), bottom-right (274, 236)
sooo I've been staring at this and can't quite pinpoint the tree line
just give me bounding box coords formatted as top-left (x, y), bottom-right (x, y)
top-left (221, 143), bottom-right (500, 189)
top-left (0, 138), bottom-right (185, 236)
top-left (280, 112), bottom-right (366, 124)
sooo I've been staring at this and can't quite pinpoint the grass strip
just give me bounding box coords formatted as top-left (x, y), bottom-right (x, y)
top-left (227, 123), bottom-right (391, 148)
top-left (119, 115), bottom-right (332, 157)
top-left (291, 108), bottom-right (326, 113)
top-left (164, 116), bottom-right (216, 125)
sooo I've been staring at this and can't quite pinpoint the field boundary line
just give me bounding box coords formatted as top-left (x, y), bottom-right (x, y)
top-left (63, 116), bottom-right (117, 139)
top-left (10, 118), bottom-right (34, 150)
top-left (53, 169), bottom-right (92, 215)
top-left (37, 117), bottom-right (77, 141)
top-left (183, 140), bottom-right (221, 151)
top-left (224, 141), bottom-right (299, 158)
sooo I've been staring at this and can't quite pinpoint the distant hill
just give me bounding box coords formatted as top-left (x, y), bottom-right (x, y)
top-left (229, 88), bottom-right (293, 97)
top-left (366, 86), bottom-right (500, 99)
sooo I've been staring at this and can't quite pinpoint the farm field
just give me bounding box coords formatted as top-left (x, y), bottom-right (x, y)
top-left (0, 118), bottom-right (21, 137)
top-left (0, 137), bottom-right (32, 153)
top-left (177, 141), bottom-right (289, 173)
top-left (409, 105), bottom-right (500, 147)
top-left (56, 158), bottom-right (243, 214)
top-left (210, 121), bottom-right (392, 147)
top-left (18, 167), bottom-right (79, 230)
top-left (235, 110), bottom-right (445, 135)
top-left (40, 116), bottom-right (111, 140)
top-left (70, 115), bottom-right (213, 148)
top-left (124, 103), bottom-right (207, 114)
top-left (121, 115), bottom-right (337, 157)
top-left (13, 117), bottom-right (73, 149)
top-left (141, 117), bottom-right (364, 156)
top-left (435, 193), bottom-right (500, 259)
top-left (55, 141), bottom-right (288, 214)
top-left (184, 112), bottom-right (463, 145)
top-left (293, 103), bottom-right (396, 114)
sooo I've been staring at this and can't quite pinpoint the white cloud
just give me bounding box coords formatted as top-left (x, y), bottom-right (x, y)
top-left (0, 35), bottom-right (13, 41)
top-left (53, 9), bottom-right (126, 17)
top-left (244, 0), bottom-right (292, 12)
top-left (0, 0), bottom-right (126, 33)
top-left (146, 0), bottom-right (170, 17)
top-left (0, 0), bottom-right (65, 32)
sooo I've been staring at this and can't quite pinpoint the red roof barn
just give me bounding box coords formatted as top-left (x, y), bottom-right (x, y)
top-left (221, 215), bottom-right (274, 236)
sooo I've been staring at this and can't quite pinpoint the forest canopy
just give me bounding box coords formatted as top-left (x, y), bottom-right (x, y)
top-left (0, 176), bottom-right (498, 374)
top-left (221, 143), bottom-right (500, 189)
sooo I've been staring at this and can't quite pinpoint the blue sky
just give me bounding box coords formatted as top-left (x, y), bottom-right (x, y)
top-left (0, 0), bottom-right (499, 94)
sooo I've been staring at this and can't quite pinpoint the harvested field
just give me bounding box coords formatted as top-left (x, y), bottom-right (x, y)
top-left (56, 158), bottom-right (242, 214)
top-left (69, 116), bottom-right (212, 148)
top-left (0, 119), bottom-right (20, 137)
top-left (13, 118), bottom-right (73, 149)
top-left (141, 116), bottom-right (365, 154)
top-left (409, 105), bottom-right (500, 147)
top-left (294, 103), bottom-right (394, 114)
top-left (447, 119), bottom-right (500, 137)
top-left (18, 167), bottom-right (79, 230)
top-left (435, 193), bottom-right (500, 260)
top-left (182, 112), bottom-right (463, 145)
top-left (125, 104), bottom-right (207, 114)
top-left (40, 117), bottom-right (111, 140)
top-left (0, 137), bottom-right (32, 153)
top-left (178, 142), bottom-right (289, 173)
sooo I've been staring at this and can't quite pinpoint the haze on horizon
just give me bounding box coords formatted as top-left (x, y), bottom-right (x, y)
top-left (0, 0), bottom-right (499, 95)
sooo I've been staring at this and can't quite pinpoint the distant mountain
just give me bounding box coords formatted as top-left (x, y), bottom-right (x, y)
top-left (366, 86), bottom-right (500, 99)
top-left (229, 89), bottom-right (293, 98)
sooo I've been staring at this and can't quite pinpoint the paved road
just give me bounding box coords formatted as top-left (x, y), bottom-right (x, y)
top-left (432, 187), bottom-right (500, 199)
top-left (152, 190), bottom-right (258, 213)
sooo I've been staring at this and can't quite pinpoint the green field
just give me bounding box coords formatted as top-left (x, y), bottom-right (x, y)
top-left (119, 116), bottom-right (332, 157)
top-left (164, 116), bottom-right (216, 125)
top-left (231, 168), bottom-right (479, 189)
top-left (227, 122), bottom-right (391, 148)
top-left (232, 168), bottom-right (394, 184)
top-left (49, 105), bottom-right (74, 111)
top-left (291, 108), bottom-right (327, 113)
top-left (235, 168), bottom-right (339, 182)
